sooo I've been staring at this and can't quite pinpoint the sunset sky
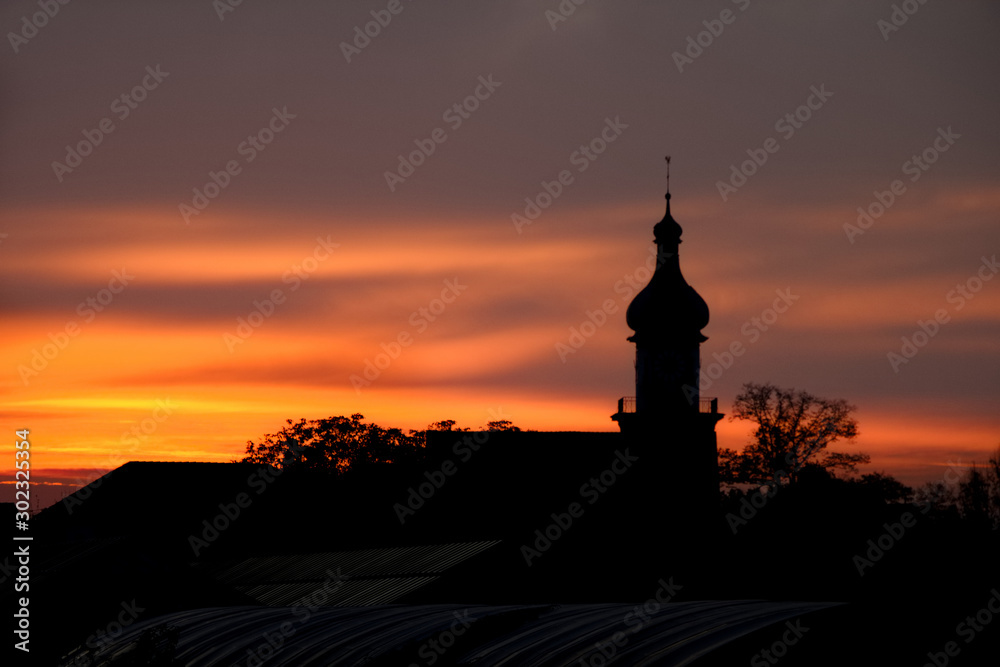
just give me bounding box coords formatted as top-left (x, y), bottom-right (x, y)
top-left (2, 1), bottom-right (998, 507)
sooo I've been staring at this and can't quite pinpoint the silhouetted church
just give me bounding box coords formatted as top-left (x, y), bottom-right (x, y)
top-left (410, 161), bottom-right (726, 582)
top-left (17, 162), bottom-right (1000, 666)
top-left (24, 170), bottom-right (853, 666)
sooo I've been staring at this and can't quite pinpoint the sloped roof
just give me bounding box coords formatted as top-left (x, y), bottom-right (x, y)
top-left (73, 600), bottom-right (837, 666)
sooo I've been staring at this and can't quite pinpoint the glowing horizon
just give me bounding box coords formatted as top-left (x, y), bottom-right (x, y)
top-left (4, 198), bottom-right (998, 509)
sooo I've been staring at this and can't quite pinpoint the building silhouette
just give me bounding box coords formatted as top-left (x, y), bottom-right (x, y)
top-left (613, 161), bottom-right (724, 548)
top-left (16, 169), bottom-right (998, 665)
top-left (21, 175), bottom-right (743, 665)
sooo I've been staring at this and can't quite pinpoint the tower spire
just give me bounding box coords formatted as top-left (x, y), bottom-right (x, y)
top-left (654, 155), bottom-right (681, 245)
top-left (665, 155), bottom-right (671, 195)
top-left (665, 156), bottom-right (672, 212)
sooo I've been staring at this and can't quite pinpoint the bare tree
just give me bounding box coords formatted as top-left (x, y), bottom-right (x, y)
top-left (722, 382), bottom-right (867, 486)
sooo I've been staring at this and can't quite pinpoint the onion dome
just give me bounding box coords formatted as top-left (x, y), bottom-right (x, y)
top-left (625, 189), bottom-right (709, 344)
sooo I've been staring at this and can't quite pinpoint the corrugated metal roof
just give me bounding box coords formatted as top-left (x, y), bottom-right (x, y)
top-left (208, 541), bottom-right (500, 607)
top-left (69, 600), bottom-right (838, 666)
top-left (235, 576), bottom-right (440, 607)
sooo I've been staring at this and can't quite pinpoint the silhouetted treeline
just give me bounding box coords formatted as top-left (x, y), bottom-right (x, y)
top-left (240, 414), bottom-right (522, 473)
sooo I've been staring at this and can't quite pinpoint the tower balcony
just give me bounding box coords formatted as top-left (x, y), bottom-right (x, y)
top-left (610, 395), bottom-right (722, 434)
top-left (611, 395), bottom-right (718, 418)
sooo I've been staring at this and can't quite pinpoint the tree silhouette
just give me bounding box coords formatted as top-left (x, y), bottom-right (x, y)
top-left (427, 419), bottom-right (466, 432)
top-left (910, 451), bottom-right (1000, 528)
top-left (989, 445), bottom-right (1000, 528)
top-left (851, 471), bottom-right (913, 503)
top-left (241, 414), bottom-right (524, 472)
top-left (957, 463), bottom-right (993, 528)
top-left (485, 419), bottom-right (521, 432)
top-left (913, 480), bottom-right (958, 515)
top-left (719, 382), bottom-right (867, 486)
top-left (424, 419), bottom-right (521, 432)
top-left (241, 414), bottom-right (424, 473)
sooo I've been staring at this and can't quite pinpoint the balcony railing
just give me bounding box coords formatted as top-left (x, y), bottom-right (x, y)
top-left (616, 396), bottom-right (637, 414)
top-left (615, 396), bottom-right (718, 414)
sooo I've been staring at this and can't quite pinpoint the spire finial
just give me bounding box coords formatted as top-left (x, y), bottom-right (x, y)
top-left (654, 154), bottom-right (682, 243)
top-left (665, 155), bottom-right (671, 197)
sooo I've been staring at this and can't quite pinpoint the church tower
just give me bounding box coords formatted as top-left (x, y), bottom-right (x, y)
top-left (612, 158), bottom-right (722, 510)
top-left (625, 160), bottom-right (708, 418)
